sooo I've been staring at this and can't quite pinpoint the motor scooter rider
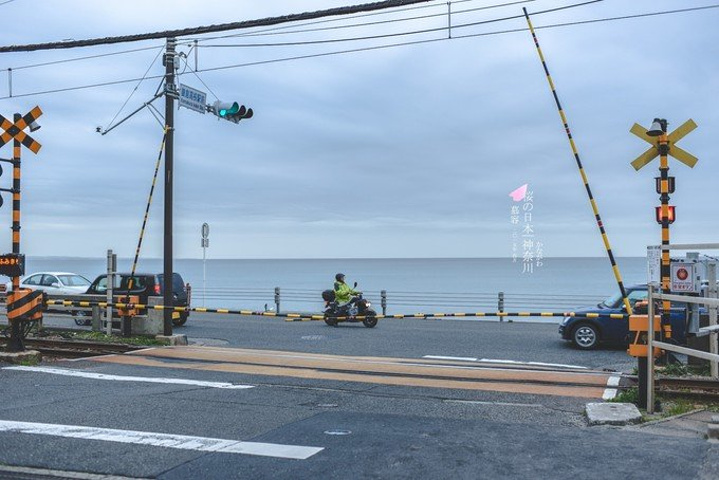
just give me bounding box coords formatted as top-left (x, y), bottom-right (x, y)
top-left (333, 273), bottom-right (361, 306)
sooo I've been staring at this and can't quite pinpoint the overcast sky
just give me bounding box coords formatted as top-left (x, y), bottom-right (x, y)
top-left (0, 0), bottom-right (716, 260)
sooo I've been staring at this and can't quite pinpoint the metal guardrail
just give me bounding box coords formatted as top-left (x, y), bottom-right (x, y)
top-left (2, 288), bottom-right (606, 316)
top-left (185, 287), bottom-right (604, 315)
top-left (645, 284), bottom-right (719, 414)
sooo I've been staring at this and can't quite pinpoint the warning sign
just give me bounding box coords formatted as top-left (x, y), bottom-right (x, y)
top-left (670, 262), bottom-right (697, 293)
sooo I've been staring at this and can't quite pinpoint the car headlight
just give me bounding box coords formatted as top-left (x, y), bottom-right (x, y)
top-left (561, 317), bottom-right (571, 326)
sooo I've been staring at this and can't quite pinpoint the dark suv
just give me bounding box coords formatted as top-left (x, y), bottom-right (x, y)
top-left (85, 272), bottom-right (190, 326)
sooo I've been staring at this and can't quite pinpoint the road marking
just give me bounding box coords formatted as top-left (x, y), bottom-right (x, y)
top-left (444, 399), bottom-right (543, 408)
top-left (0, 420), bottom-right (323, 460)
top-left (423, 355), bottom-right (589, 370)
top-left (3, 366), bottom-right (254, 390)
top-left (423, 355), bottom-right (479, 362)
top-left (602, 375), bottom-right (622, 400)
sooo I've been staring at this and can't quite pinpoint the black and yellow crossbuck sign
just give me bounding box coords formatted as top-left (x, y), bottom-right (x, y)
top-left (0, 106), bottom-right (42, 154)
top-left (630, 119), bottom-right (697, 171)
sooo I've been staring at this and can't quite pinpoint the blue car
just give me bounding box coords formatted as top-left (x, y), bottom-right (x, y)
top-left (559, 284), bottom-right (687, 350)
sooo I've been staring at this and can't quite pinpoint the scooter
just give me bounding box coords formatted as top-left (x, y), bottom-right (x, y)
top-left (321, 283), bottom-right (378, 328)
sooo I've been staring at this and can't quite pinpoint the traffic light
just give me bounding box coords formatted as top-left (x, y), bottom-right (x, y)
top-left (655, 205), bottom-right (675, 224)
top-left (211, 101), bottom-right (253, 124)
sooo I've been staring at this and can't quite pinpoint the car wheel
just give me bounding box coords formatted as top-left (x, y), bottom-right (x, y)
top-left (172, 312), bottom-right (189, 327)
top-left (572, 323), bottom-right (599, 350)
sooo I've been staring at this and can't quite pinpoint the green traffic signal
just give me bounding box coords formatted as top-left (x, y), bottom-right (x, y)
top-left (214, 101), bottom-right (240, 117)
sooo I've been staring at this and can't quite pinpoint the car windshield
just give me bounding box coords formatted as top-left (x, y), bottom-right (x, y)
top-left (601, 292), bottom-right (623, 308)
top-left (57, 275), bottom-right (90, 287)
top-left (601, 289), bottom-right (647, 308)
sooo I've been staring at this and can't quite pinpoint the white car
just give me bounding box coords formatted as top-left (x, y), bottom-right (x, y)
top-left (14, 272), bottom-right (91, 296)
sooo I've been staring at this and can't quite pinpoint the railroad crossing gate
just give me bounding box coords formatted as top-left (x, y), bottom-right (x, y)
top-left (630, 119), bottom-right (697, 171)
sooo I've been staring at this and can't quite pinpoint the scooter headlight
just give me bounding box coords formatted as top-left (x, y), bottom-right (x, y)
top-left (365, 301), bottom-right (371, 307)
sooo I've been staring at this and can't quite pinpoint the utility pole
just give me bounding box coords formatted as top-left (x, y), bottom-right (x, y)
top-left (163, 38), bottom-right (176, 336)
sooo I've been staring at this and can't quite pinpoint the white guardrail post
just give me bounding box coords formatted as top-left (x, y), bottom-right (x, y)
top-left (647, 284), bottom-right (655, 414)
top-left (707, 263), bottom-right (718, 378)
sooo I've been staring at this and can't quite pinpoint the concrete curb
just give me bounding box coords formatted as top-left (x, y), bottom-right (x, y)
top-left (155, 334), bottom-right (188, 346)
top-left (0, 350), bottom-right (42, 364)
top-left (586, 402), bottom-right (642, 426)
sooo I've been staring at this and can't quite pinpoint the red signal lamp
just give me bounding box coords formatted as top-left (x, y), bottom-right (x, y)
top-left (655, 205), bottom-right (675, 224)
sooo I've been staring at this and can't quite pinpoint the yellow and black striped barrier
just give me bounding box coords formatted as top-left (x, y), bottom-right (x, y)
top-left (523, 8), bottom-right (633, 316)
top-left (44, 299), bottom-right (627, 322)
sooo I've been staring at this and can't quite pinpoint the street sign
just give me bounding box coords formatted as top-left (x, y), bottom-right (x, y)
top-left (202, 222), bottom-right (209, 239)
top-left (179, 84), bottom-right (207, 114)
top-left (0, 253), bottom-right (24, 277)
top-left (647, 246), bottom-right (660, 284)
top-left (630, 119), bottom-right (697, 171)
top-left (670, 261), bottom-right (698, 293)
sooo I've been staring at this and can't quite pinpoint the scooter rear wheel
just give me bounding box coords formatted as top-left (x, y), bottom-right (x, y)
top-left (362, 309), bottom-right (378, 328)
top-left (324, 313), bottom-right (338, 327)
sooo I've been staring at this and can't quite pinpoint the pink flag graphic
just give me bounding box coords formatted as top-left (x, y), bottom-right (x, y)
top-left (509, 184), bottom-right (528, 202)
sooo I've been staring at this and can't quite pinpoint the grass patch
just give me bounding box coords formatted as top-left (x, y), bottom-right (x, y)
top-left (63, 331), bottom-right (165, 347)
top-left (610, 387), bottom-right (639, 404)
top-left (16, 357), bottom-right (40, 367)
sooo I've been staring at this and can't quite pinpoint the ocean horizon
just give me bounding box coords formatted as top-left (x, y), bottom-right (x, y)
top-left (16, 256), bottom-right (651, 314)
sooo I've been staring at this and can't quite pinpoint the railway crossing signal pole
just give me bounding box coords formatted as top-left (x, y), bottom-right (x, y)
top-left (631, 118), bottom-right (697, 336)
top-left (0, 107), bottom-right (42, 352)
top-left (631, 118), bottom-right (697, 408)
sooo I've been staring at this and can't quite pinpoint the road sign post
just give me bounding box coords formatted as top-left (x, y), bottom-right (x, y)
top-left (0, 106), bottom-right (42, 352)
top-left (631, 117), bottom-right (697, 408)
top-left (201, 223), bottom-right (209, 307)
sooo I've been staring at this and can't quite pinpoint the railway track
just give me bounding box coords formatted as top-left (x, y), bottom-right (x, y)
top-left (656, 376), bottom-right (719, 400)
top-left (0, 338), bottom-right (148, 359)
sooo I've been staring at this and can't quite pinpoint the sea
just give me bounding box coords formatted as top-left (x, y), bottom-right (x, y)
top-left (20, 257), bottom-right (650, 315)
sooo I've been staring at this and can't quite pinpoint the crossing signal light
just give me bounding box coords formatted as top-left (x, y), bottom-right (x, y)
top-left (655, 205), bottom-right (676, 224)
top-left (211, 101), bottom-right (253, 124)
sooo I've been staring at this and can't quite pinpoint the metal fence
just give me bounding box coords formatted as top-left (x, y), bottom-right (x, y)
top-left (192, 287), bottom-right (605, 316)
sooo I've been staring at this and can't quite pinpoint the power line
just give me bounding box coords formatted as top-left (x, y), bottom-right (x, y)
top-left (103, 46), bottom-right (165, 131)
top-left (200, 0), bottom-right (533, 41)
top-left (0, 2), bottom-right (714, 100)
top-left (0, 0), bottom-right (439, 53)
top-left (0, 44), bottom-right (164, 73)
top-left (200, 0), bottom-right (538, 48)
top-left (0, 0), bottom-right (524, 74)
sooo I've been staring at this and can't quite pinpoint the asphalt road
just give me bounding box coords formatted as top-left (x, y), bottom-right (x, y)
top-left (0, 313), bottom-right (716, 479)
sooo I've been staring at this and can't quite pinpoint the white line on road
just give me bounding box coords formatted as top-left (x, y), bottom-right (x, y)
top-left (423, 355), bottom-right (589, 370)
top-left (3, 366), bottom-right (254, 390)
top-left (0, 420), bottom-right (323, 460)
top-left (444, 399), bottom-right (544, 408)
top-left (422, 355), bottom-right (479, 362)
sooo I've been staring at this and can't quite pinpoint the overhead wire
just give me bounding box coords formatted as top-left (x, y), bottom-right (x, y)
top-left (199, 0), bottom-right (535, 41)
top-left (0, 44), bottom-right (164, 73)
top-left (0, 0), bottom-right (515, 73)
top-left (0, 1), bottom-right (715, 100)
top-left (103, 46), bottom-right (165, 131)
